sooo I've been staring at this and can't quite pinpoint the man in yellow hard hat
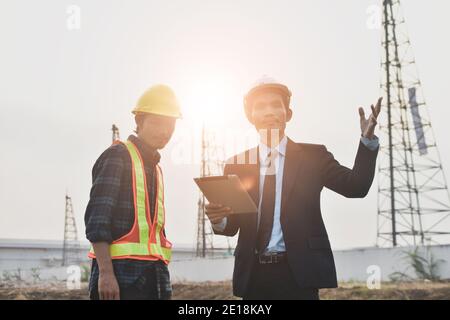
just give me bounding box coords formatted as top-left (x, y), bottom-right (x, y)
top-left (84, 84), bottom-right (181, 300)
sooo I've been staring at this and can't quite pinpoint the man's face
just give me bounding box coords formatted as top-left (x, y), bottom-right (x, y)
top-left (139, 114), bottom-right (176, 150)
top-left (249, 91), bottom-right (292, 133)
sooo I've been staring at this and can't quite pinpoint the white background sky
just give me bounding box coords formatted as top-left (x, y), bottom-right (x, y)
top-left (1, 0), bottom-right (449, 250)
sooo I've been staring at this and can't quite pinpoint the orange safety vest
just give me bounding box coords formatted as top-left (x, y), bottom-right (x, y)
top-left (88, 140), bottom-right (172, 264)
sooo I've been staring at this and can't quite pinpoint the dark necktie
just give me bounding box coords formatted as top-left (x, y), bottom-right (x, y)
top-left (256, 150), bottom-right (277, 253)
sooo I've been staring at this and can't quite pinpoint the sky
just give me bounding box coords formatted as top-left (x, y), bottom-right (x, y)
top-left (0, 0), bottom-right (449, 250)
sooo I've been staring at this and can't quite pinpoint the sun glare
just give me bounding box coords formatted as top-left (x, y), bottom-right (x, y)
top-left (181, 77), bottom-right (234, 127)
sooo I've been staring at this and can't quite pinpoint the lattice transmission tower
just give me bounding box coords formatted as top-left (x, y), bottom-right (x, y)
top-left (112, 124), bottom-right (121, 143)
top-left (196, 125), bottom-right (233, 257)
top-left (62, 193), bottom-right (81, 266)
top-left (377, 0), bottom-right (450, 247)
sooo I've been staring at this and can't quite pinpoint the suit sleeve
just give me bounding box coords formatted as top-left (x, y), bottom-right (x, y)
top-left (211, 163), bottom-right (240, 237)
top-left (321, 140), bottom-right (379, 198)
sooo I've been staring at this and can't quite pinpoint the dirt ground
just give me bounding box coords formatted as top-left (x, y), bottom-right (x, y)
top-left (1, 281), bottom-right (449, 300)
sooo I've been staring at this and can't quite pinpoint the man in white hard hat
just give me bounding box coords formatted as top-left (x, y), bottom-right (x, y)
top-left (84, 84), bottom-right (181, 300)
top-left (205, 77), bottom-right (381, 300)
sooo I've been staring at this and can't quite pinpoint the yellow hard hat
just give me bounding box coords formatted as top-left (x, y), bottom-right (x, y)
top-left (132, 84), bottom-right (182, 118)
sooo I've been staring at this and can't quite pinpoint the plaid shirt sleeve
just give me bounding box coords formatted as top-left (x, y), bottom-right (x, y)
top-left (84, 145), bottom-right (125, 243)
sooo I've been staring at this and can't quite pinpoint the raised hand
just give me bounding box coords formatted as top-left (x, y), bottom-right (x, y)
top-left (359, 97), bottom-right (382, 139)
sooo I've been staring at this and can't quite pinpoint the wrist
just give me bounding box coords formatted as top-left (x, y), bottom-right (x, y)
top-left (99, 267), bottom-right (115, 276)
top-left (362, 133), bottom-right (374, 140)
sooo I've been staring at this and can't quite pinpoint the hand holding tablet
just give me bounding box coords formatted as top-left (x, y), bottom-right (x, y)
top-left (194, 175), bottom-right (258, 216)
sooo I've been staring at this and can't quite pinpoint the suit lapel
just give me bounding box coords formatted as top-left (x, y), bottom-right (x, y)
top-left (230, 146), bottom-right (260, 228)
top-left (281, 138), bottom-right (304, 216)
top-left (240, 147), bottom-right (260, 205)
top-left (245, 148), bottom-right (260, 232)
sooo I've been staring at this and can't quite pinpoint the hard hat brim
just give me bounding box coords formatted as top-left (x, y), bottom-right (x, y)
top-left (245, 83), bottom-right (291, 102)
top-left (132, 109), bottom-right (182, 119)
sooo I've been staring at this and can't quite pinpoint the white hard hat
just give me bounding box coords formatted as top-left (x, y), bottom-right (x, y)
top-left (243, 76), bottom-right (292, 120)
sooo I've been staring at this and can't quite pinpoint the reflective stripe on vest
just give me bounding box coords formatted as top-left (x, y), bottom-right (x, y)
top-left (88, 140), bottom-right (172, 264)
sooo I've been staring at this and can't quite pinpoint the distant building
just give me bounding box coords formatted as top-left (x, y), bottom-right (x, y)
top-left (1, 238), bottom-right (449, 283)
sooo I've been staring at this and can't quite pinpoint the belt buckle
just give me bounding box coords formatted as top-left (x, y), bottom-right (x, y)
top-left (258, 252), bottom-right (277, 264)
top-left (271, 253), bottom-right (277, 264)
top-left (258, 254), bottom-right (266, 264)
top-left (258, 254), bottom-right (267, 264)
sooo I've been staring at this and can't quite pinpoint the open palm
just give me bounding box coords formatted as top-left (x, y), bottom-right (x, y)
top-left (359, 97), bottom-right (382, 139)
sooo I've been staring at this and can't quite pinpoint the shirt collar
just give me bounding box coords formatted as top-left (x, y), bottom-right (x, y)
top-left (128, 135), bottom-right (161, 166)
top-left (258, 135), bottom-right (288, 162)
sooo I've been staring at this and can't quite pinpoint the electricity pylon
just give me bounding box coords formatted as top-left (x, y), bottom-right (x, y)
top-left (62, 193), bottom-right (81, 266)
top-left (377, 0), bottom-right (450, 247)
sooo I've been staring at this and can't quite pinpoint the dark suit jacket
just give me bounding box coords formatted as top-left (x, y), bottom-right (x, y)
top-left (213, 138), bottom-right (379, 297)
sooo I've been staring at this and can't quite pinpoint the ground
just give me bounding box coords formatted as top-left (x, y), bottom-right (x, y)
top-left (1, 281), bottom-right (450, 300)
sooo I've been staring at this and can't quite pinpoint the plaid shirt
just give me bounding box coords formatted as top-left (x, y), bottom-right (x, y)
top-left (84, 135), bottom-right (171, 298)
